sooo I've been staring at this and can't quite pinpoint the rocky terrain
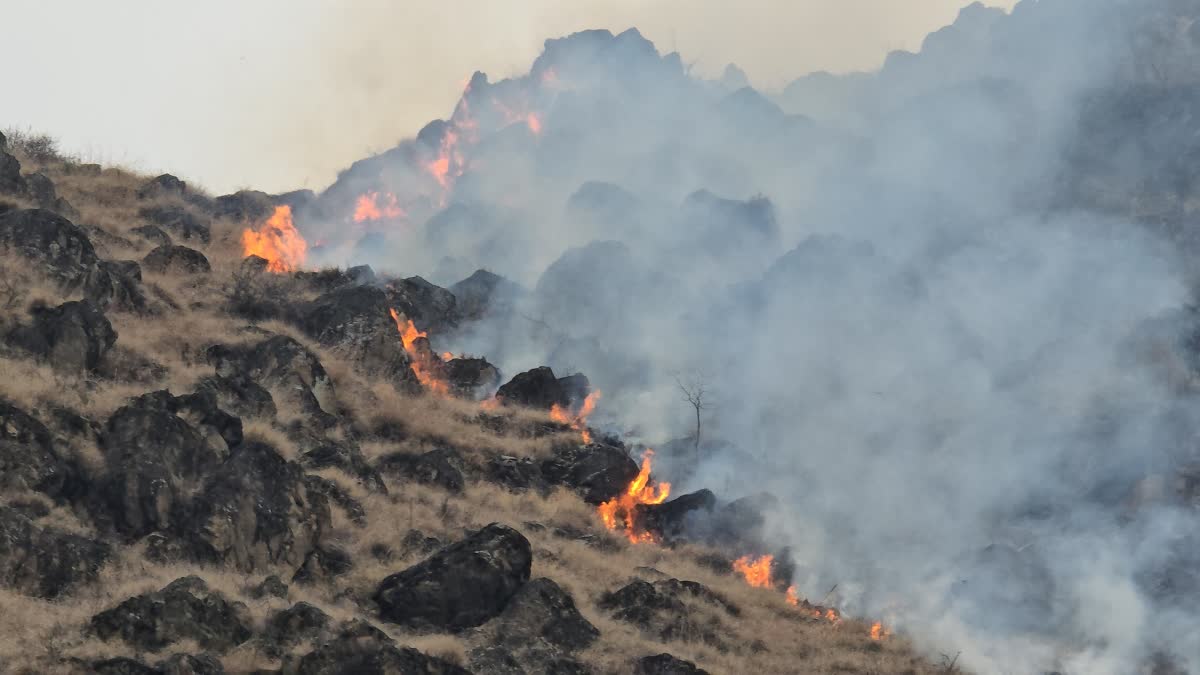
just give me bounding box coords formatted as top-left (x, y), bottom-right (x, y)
top-left (6, 1), bottom-right (1200, 673)
top-left (0, 131), bottom-right (926, 674)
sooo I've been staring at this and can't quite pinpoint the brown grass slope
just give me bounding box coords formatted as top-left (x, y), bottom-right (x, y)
top-left (0, 138), bottom-right (954, 675)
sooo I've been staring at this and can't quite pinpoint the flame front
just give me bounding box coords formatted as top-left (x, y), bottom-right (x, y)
top-left (732, 555), bottom-right (775, 589)
top-left (389, 309), bottom-right (451, 396)
top-left (241, 205), bottom-right (307, 273)
top-left (353, 191), bottom-right (405, 223)
top-left (596, 450), bottom-right (671, 543)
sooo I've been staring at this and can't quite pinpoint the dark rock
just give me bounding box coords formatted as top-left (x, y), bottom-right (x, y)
top-left (91, 576), bottom-right (253, 652)
top-left (157, 653), bottom-right (225, 675)
top-left (491, 577), bottom-right (599, 652)
top-left (259, 602), bottom-right (331, 657)
top-left (0, 399), bottom-right (76, 499)
top-left (541, 443), bottom-right (639, 504)
top-left (487, 455), bottom-right (548, 492)
top-left (378, 447), bottom-right (466, 493)
top-left (0, 504), bottom-right (109, 598)
top-left (131, 224), bottom-right (173, 246)
top-left (207, 335), bottom-right (336, 424)
top-left (193, 374), bottom-right (277, 419)
top-left (400, 529), bottom-right (443, 557)
top-left (97, 391), bottom-right (230, 537)
top-left (137, 174), bottom-right (188, 201)
top-left (297, 285), bottom-right (415, 388)
top-left (303, 474), bottom-right (367, 527)
top-left (187, 441), bottom-right (331, 572)
top-left (248, 574), bottom-right (289, 600)
top-left (300, 438), bottom-right (386, 494)
top-left (240, 254), bottom-right (269, 275)
top-left (0, 151), bottom-right (26, 196)
top-left (451, 269), bottom-right (522, 319)
top-left (373, 523), bottom-right (532, 631)
top-left (387, 275), bottom-right (460, 333)
top-left (599, 578), bottom-right (737, 646)
top-left (556, 373), bottom-right (592, 409)
top-left (497, 367), bottom-right (566, 410)
top-left (634, 489), bottom-right (716, 542)
top-left (294, 265), bottom-right (377, 293)
top-left (0, 206), bottom-right (144, 309)
top-left (7, 299), bottom-right (116, 372)
top-left (89, 259), bottom-right (148, 312)
top-left (707, 492), bottom-right (778, 547)
top-left (213, 190), bottom-right (274, 223)
top-left (292, 544), bottom-right (354, 585)
top-left (444, 357), bottom-right (501, 398)
top-left (635, 654), bottom-right (710, 675)
top-left (138, 204), bottom-right (211, 246)
top-left (23, 172), bottom-right (77, 217)
top-left (143, 244), bottom-right (211, 274)
top-left (468, 646), bottom-right (527, 675)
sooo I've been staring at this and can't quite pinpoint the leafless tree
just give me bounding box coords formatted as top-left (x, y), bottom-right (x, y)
top-left (673, 370), bottom-right (711, 459)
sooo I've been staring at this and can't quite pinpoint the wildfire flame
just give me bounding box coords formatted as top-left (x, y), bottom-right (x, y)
top-left (596, 450), bottom-right (671, 543)
top-left (389, 309), bottom-right (451, 396)
top-left (732, 555), bottom-right (775, 589)
top-left (353, 191), bottom-right (405, 222)
top-left (241, 205), bottom-right (307, 273)
top-left (549, 390), bottom-right (601, 444)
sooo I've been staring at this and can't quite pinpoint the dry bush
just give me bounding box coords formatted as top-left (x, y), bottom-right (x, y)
top-left (242, 420), bottom-right (298, 460)
top-left (403, 634), bottom-right (468, 666)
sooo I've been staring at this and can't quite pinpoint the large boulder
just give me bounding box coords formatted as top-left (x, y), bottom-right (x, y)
top-left (490, 577), bottom-right (599, 652)
top-left (633, 489), bottom-right (717, 542)
top-left (598, 578), bottom-right (738, 646)
top-left (97, 392), bottom-right (231, 538)
top-left (450, 269), bottom-right (522, 320)
top-left (635, 654), bottom-right (711, 675)
top-left (0, 209), bottom-right (146, 311)
top-left (207, 335), bottom-right (336, 423)
top-left (7, 300), bottom-right (117, 372)
top-left (0, 150), bottom-right (26, 196)
top-left (373, 523), bottom-right (532, 631)
top-left (496, 367), bottom-right (569, 409)
top-left (0, 505), bottom-right (110, 598)
top-left (377, 447), bottom-right (466, 493)
top-left (541, 443), bottom-right (639, 504)
top-left (387, 276), bottom-right (460, 333)
top-left (91, 576), bottom-right (253, 653)
top-left (297, 285), bottom-right (415, 387)
top-left (185, 441), bottom-right (331, 572)
top-left (192, 374), bottom-right (277, 419)
top-left (213, 190), bottom-right (274, 222)
top-left (136, 174), bottom-right (188, 201)
top-left (444, 357), bottom-right (501, 398)
top-left (23, 172), bottom-right (77, 217)
top-left (142, 245), bottom-right (211, 275)
top-left (138, 204), bottom-right (211, 244)
top-left (0, 399), bottom-right (77, 499)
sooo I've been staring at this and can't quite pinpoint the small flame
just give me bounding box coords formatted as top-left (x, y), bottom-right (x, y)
top-left (732, 555), bottom-right (775, 589)
top-left (527, 113), bottom-right (542, 135)
top-left (480, 396), bottom-right (502, 411)
top-left (785, 585), bottom-right (800, 606)
top-left (870, 622), bottom-right (890, 641)
top-left (353, 191), bottom-right (405, 222)
top-left (389, 309), bottom-right (450, 396)
top-left (241, 205), bottom-right (307, 273)
top-left (596, 450), bottom-right (671, 543)
top-left (550, 391), bottom-right (601, 445)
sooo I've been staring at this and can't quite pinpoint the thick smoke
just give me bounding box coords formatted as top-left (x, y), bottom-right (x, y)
top-left (294, 1), bottom-right (1200, 672)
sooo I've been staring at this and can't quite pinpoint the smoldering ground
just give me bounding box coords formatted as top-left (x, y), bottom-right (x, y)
top-left (286, 1), bottom-right (1200, 672)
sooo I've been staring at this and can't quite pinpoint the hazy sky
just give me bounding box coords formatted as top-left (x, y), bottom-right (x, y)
top-left (3, 1), bottom-right (1016, 194)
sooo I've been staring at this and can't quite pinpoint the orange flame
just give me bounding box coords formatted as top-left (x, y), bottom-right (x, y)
top-left (241, 205), bottom-right (307, 273)
top-left (596, 450), bottom-right (671, 543)
top-left (870, 622), bottom-right (890, 641)
top-left (527, 113), bottom-right (542, 135)
top-left (353, 191), bottom-right (405, 222)
top-left (732, 555), bottom-right (775, 589)
top-left (389, 309), bottom-right (450, 396)
top-left (550, 390), bottom-right (601, 444)
top-left (480, 396), bottom-right (502, 411)
top-left (785, 585), bottom-right (800, 606)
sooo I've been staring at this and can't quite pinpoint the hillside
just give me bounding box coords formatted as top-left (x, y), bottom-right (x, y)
top-left (0, 132), bottom-right (930, 674)
top-left (4, 0), bottom-right (1200, 673)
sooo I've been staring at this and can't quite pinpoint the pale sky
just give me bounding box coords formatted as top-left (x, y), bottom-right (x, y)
top-left (2, 1), bottom-right (1016, 194)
